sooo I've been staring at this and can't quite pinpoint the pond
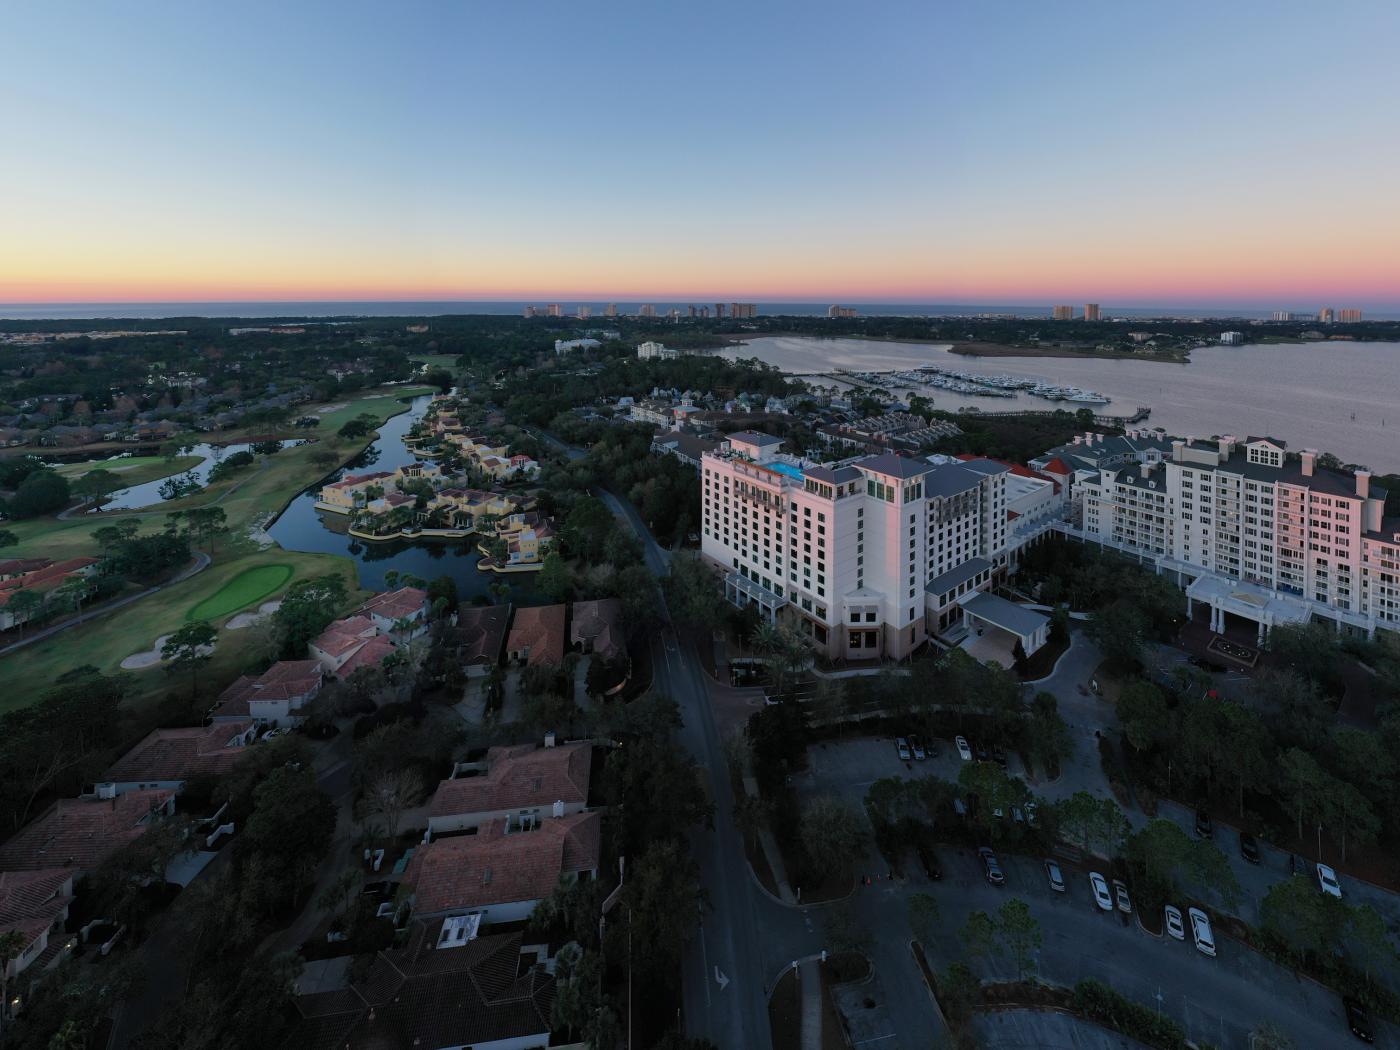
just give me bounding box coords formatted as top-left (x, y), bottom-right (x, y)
top-left (89, 439), bottom-right (301, 511)
top-left (267, 395), bottom-right (541, 603)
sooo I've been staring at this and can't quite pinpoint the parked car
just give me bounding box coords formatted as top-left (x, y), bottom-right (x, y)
top-left (896, 737), bottom-right (912, 761)
top-left (1012, 805), bottom-right (1025, 824)
top-left (1088, 872), bottom-right (1114, 911)
top-left (1344, 997), bottom-right (1375, 1043)
top-left (1317, 863), bottom-right (1343, 899)
top-left (1164, 905), bottom-right (1185, 940)
top-left (361, 880), bottom-right (395, 900)
top-left (910, 735), bottom-right (927, 761)
top-left (1239, 832), bottom-right (1261, 864)
top-left (955, 735), bottom-right (973, 761)
top-left (1044, 860), bottom-right (1065, 893)
top-left (1112, 879), bottom-right (1132, 914)
top-left (991, 744), bottom-right (1007, 767)
top-left (1194, 808), bottom-right (1213, 839)
top-left (1188, 907), bottom-right (1216, 956)
top-left (1023, 801), bottom-right (1038, 826)
top-left (262, 727), bottom-right (291, 741)
top-left (917, 842), bottom-right (942, 880)
top-left (978, 847), bottom-right (1005, 886)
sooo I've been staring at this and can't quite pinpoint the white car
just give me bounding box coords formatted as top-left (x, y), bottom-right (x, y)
top-left (1088, 872), bottom-right (1114, 911)
top-left (1188, 907), bottom-right (1215, 956)
top-left (1113, 879), bottom-right (1133, 914)
top-left (1044, 860), bottom-right (1065, 893)
top-left (955, 735), bottom-right (973, 761)
top-left (1164, 904), bottom-right (1185, 940)
top-left (1317, 863), bottom-right (1343, 899)
top-left (896, 737), bottom-right (912, 761)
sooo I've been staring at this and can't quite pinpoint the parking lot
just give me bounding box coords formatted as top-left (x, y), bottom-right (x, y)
top-left (799, 736), bottom-right (1397, 1049)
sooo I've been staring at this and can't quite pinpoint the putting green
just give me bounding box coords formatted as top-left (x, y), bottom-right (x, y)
top-left (187, 564), bottom-right (293, 622)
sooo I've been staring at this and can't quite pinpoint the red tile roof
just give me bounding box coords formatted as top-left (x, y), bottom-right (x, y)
top-left (1041, 456), bottom-right (1072, 476)
top-left (429, 743), bottom-right (591, 821)
top-left (0, 791), bottom-right (172, 873)
top-left (325, 470), bottom-right (392, 491)
top-left (358, 587), bottom-right (429, 622)
top-left (570, 598), bottom-right (625, 660)
top-left (289, 925), bottom-right (554, 1050)
top-left (0, 869), bottom-right (73, 950)
top-left (452, 605), bottom-right (509, 667)
top-left (101, 722), bottom-right (254, 784)
top-left (310, 616), bottom-right (377, 658)
top-left (337, 635), bottom-right (396, 676)
top-left (211, 660), bottom-right (322, 719)
top-left (405, 812), bottom-right (601, 915)
top-left (506, 604), bottom-right (566, 666)
top-left (956, 453), bottom-right (1062, 494)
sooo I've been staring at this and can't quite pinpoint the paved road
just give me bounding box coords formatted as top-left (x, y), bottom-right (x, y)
top-left (0, 550), bottom-right (212, 657)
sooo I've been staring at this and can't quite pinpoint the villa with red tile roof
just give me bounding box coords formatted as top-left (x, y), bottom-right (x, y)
top-left (315, 470), bottom-right (394, 514)
top-left (404, 811), bottom-right (600, 923)
top-left (570, 598), bottom-right (625, 661)
top-left (357, 586), bottom-right (430, 636)
top-left (0, 790), bottom-right (174, 874)
top-left (427, 742), bottom-right (592, 835)
top-left (98, 722), bottom-right (257, 795)
top-left (211, 659), bottom-right (324, 724)
top-left (0, 869), bottom-right (76, 982)
top-left (451, 605), bottom-right (510, 677)
top-left (0, 557), bottom-right (100, 631)
top-left (505, 604), bottom-right (566, 666)
top-left (286, 923), bottom-right (555, 1050)
top-left (308, 616), bottom-right (381, 674)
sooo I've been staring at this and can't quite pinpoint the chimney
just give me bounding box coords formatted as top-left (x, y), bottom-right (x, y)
top-left (1171, 440), bottom-right (1184, 463)
top-left (1220, 435), bottom-right (1236, 456)
top-left (1301, 450), bottom-right (1315, 477)
top-left (1357, 470), bottom-right (1371, 499)
top-left (1073, 436), bottom-right (1083, 445)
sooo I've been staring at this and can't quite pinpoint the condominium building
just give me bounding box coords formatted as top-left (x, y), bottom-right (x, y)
top-left (1076, 434), bottom-right (1400, 639)
top-left (700, 433), bottom-right (1047, 662)
top-left (1318, 308), bottom-right (1335, 323)
top-left (1083, 303), bottom-right (1101, 322)
top-left (828, 304), bottom-right (858, 318)
top-left (1052, 305), bottom-right (1074, 321)
top-left (714, 303), bottom-right (727, 319)
top-left (1338, 308), bottom-right (1363, 323)
top-left (605, 303), bottom-right (618, 318)
top-left (1219, 331), bottom-right (1244, 345)
top-left (638, 304), bottom-right (657, 318)
top-left (577, 305), bottom-right (592, 320)
top-left (730, 303), bottom-right (758, 319)
top-left (545, 304), bottom-right (562, 318)
top-left (637, 341), bottom-right (678, 360)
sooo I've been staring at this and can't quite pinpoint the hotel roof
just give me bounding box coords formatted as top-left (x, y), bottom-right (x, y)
top-left (726, 430), bottom-right (783, 447)
top-left (857, 452), bottom-right (937, 480)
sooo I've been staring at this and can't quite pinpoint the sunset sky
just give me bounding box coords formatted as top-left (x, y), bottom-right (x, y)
top-left (4, 0), bottom-right (1399, 308)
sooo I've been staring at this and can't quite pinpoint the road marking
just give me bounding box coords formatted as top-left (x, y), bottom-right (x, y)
top-left (714, 965), bottom-right (730, 991)
top-left (699, 921), bottom-right (712, 1009)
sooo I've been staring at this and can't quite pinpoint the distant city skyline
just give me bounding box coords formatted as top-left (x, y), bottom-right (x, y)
top-left (4, 1), bottom-right (1399, 307)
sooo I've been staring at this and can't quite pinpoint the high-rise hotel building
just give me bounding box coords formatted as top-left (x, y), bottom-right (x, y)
top-left (698, 433), bottom-right (1049, 661)
top-left (1078, 435), bottom-right (1400, 640)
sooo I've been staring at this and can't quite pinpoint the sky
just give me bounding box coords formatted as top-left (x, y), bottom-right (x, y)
top-left (3, 0), bottom-right (1399, 309)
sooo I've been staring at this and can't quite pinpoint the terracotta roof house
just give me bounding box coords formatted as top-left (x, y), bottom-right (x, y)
top-left (358, 586), bottom-right (431, 636)
top-left (427, 742), bottom-right (592, 835)
top-left (336, 635), bottom-right (397, 677)
top-left (0, 558), bottom-right (52, 582)
top-left (0, 869), bottom-right (76, 981)
top-left (0, 557), bottom-right (100, 631)
top-left (451, 605), bottom-right (510, 677)
top-left (308, 617), bottom-right (381, 674)
top-left (0, 790), bottom-right (175, 874)
top-left (505, 604), bottom-right (566, 666)
top-left (287, 924), bottom-right (555, 1050)
top-left (570, 597), bottom-right (625, 661)
top-left (98, 722), bottom-right (257, 795)
top-left (406, 812), bottom-right (600, 922)
top-left (211, 660), bottom-right (324, 724)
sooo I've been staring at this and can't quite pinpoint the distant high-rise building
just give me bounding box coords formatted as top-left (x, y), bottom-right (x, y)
top-left (667, 308), bottom-right (681, 321)
top-left (700, 306), bottom-right (710, 318)
top-left (1083, 303), bottom-right (1101, 322)
top-left (1219, 331), bottom-right (1245, 345)
top-left (577, 305), bottom-right (592, 320)
top-left (687, 304), bottom-right (697, 318)
top-left (1338, 308), bottom-right (1363, 323)
top-left (1272, 310), bottom-right (1294, 322)
top-left (715, 303), bottom-right (726, 319)
top-left (730, 303), bottom-right (757, 319)
top-left (638, 304), bottom-right (657, 318)
top-left (827, 304), bottom-right (858, 318)
top-left (1317, 308), bottom-right (1335, 323)
top-left (1052, 305), bottom-right (1074, 321)
top-left (605, 303), bottom-right (618, 318)
top-left (546, 304), bottom-right (562, 318)
top-left (523, 305), bottom-right (537, 318)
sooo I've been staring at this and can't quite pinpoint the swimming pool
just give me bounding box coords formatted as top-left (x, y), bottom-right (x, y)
top-left (767, 461), bottom-right (805, 480)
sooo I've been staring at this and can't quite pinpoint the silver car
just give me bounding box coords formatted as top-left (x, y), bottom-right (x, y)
top-left (1044, 860), bottom-right (1065, 893)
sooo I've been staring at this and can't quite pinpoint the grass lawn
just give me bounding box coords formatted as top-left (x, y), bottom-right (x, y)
top-left (54, 454), bottom-right (202, 479)
top-left (0, 548), bottom-right (364, 716)
top-left (0, 385), bottom-right (432, 715)
top-left (409, 353), bottom-right (459, 369)
top-left (186, 563), bottom-right (293, 622)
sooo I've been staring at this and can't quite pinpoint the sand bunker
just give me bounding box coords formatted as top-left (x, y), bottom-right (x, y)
top-left (120, 633), bottom-right (216, 670)
top-left (226, 600), bottom-right (282, 630)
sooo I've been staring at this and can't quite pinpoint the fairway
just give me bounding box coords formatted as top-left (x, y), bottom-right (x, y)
top-left (186, 564), bottom-right (293, 622)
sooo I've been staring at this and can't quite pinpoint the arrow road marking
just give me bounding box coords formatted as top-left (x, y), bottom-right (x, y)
top-left (714, 966), bottom-right (730, 991)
